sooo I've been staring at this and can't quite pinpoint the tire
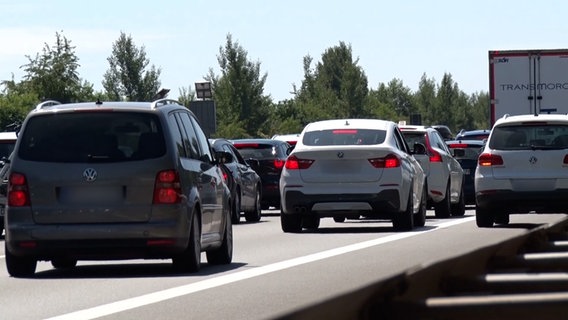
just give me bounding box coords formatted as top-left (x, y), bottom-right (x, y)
top-left (414, 185), bottom-right (427, 227)
top-left (5, 243), bottom-right (37, 278)
top-left (434, 183), bottom-right (451, 218)
top-left (393, 189), bottom-right (414, 231)
top-left (281, 212), bottom-right (302, 233)
top-left (51, 258), bottom-right (78, 269)
top-left (206, 207), bottom-right (233, 265)
top-left (301, 216), bottom-right (320, 230)
top-left (333, 216), bottom-right (346, 223)
top-left (494, 213), bottom-right (510, 225)
top-left (476, 206), bottom-right (494, 228)
top-left (451, 183), bottom-right (466, 217)
top-left (244, 187), bottom-right (262, 222)
top-left (172, 211), bottom-right (201, 272)
top-left (231, 193), bottom-right (241, 224)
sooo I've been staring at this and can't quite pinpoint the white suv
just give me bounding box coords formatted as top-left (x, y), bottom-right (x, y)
top-left (400, 126), bottom-right (465, 218)
top-left (475, 113), bottom-right (568, 227)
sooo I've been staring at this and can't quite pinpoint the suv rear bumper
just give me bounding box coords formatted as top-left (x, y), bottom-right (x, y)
top-left (282, 189), bottom-right (401, 217)
top-left (476, 189), bottom-right (568, 213)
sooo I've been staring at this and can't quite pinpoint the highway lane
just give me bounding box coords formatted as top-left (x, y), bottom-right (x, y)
top-left (1, 208), bottom-right (566, 320)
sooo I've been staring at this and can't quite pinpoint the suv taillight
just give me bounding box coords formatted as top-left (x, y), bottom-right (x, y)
top-left (285, 155), bottom-right (314, 170)
top-left (478, 153), bottom-right (504, 166)
top-left (153, 170), bottom-right (181, 204)
top-left (8, 172), bottom-right (30, 207)
top-left (369, 154), bottom-right (400, 168)
top-left (423, 134), bottom-right (442, 162)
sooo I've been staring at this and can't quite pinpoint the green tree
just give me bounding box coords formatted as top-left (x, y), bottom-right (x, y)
top-left (177, 86), bottom-right (196, 107)
top-left (102, 32), bottom-right (161, 101)
top-left (414, 73), bottom-right (437, 125)
top-left (434, 73), bottom-right (458, 129)
top-left (20, 31), bottom-right (94, 103)
top-left (294, 42), bottom-right (369, 120)
top-left (206, 33), bottom-right (271, 138)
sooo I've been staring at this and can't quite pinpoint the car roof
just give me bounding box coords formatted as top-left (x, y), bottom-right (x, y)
top-left (445, 139), bottom-right (485, 147)
top-left (399, 125), bottom-right (435, 132)
top-left (495, 113), bottom-right (568, 125)
top-left (0, 131), bottom-right (17, 141)
top-left (304, 119), bottom-right (394, 131)
top-left (231, 138), bottom-right (289, 146)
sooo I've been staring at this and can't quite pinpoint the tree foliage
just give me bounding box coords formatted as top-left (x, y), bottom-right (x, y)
top-left (20, 31), bottom-right (94, 103)
top-left (102, 32), bottom-right (161, 101)
top-left (206, 34), bottom-right (271, 138)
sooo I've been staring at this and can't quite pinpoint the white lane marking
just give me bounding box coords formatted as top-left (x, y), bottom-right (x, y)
top-left (41, 217), bottom-right (474, 320)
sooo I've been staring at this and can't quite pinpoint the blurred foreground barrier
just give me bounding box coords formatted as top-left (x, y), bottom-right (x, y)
top-left (277, 217), bottom-right (568, 320)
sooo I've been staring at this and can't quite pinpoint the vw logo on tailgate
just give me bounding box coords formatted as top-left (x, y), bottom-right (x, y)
top-left (83, 168), bottom-right (98, 182)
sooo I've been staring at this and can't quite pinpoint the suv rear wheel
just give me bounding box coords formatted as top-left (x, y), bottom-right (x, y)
top-left (393, 189), bottom-right (414, 231)
top-left (450, 183), bottom-right (466, 216)
top-left (476, 206), bottom-right (494, 228)
top-left (414, 185), bottom-right (427, 227)
top-left (435, 183), bottom-right (451, 218)
top-left (281, 213), bottom-right (302, 233)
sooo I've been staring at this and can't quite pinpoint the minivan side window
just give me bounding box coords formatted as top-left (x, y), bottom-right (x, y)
top-left (174, 112), bottom-right (200, 160)
top-left (167, 113), bottom-right (189, 158)
top-left (188, 114), bottom-right (213, 163)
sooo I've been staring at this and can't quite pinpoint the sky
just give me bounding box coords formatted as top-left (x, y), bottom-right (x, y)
top-left (1, 0), bottom-right (568, 102)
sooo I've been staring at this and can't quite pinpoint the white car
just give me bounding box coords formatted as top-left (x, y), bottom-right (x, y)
top-left (475, 113), bottom-right (568, 227)
top-left (279, 119), bottom-right (427, 232)
top-left (400, 125), bottom-right (465, 218)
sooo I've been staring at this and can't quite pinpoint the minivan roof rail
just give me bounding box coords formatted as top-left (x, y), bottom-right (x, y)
top-left (35, 100), bottom-right (62, 110)
top-left (151, 99), bottom-right (183, 109)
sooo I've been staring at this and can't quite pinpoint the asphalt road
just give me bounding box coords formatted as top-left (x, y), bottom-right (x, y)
top-left (1, 208), bottom-right (565, 320)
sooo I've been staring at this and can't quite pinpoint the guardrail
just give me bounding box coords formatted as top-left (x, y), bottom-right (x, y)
top-left (277, 217), bottom-right (568, 320)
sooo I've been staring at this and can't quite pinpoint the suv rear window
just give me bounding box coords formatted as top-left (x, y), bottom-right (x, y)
top-left (18, 112), bottom-right (165, 162)
top-left (302, 129), bottom-right (386, 146)
top-left (489, 124), bottom-right (568, 150)
top-left (233, 143), bottom-right (280, 159)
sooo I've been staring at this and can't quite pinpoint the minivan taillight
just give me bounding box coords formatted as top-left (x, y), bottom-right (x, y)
top-left (153, 170), bottom-right (181, 204)
top-left (8, 172), bottom-right (30, 207)
top-left (285, 155), bottom-right (314, 170)
top-left (369, 154), bottom-right (400, 168)
top-left (478, 153), bottom-right (504, 166)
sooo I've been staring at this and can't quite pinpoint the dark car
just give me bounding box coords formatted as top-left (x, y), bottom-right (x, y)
top-left (455, 129), bottom-right (491, 141)
top-left (445, 139), bottom-right (485, 205)
top-left (232, 138), bottom-right (292, 210)
top-left (431, 125), bottom-right (454, 141)
top-left (210, 138), bottom-right (262, 223)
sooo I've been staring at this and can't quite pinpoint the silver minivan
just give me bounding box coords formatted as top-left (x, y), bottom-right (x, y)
top-left (4, 99), bottom-right (233, 277)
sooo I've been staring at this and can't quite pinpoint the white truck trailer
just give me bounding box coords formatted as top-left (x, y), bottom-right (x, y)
top-left (489, 49), bottom-right (568, 126)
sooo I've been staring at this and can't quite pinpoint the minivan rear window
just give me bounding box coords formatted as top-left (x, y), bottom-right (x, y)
top-left (18, 112), bottom-right (165, 162)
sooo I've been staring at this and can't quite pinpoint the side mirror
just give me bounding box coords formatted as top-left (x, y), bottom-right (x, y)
top-left (215, 151), bottom-right (233, 164)
top-left (413, 143), bottom-right (427, 155)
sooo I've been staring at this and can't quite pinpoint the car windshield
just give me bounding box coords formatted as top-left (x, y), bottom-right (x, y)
top-left (18, 112), bottom-right (165, 163)
top-left (489, 124), bottom-right (568, 150)
top-left (302, 129), bottom-right (386, 146)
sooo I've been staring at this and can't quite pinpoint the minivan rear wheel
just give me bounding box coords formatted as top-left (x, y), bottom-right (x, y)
top-left (476, 206), bottom-right (494, 228)
top-left (172, 211), bottom-right (201, 272)
top-left (51, 258), bottom-right (77, 269)
top-left (206, 208), bottom-right (233, 265)
top-left (5, 243), bottom-right (37, 278)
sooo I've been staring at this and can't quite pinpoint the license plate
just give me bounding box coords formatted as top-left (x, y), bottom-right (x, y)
top-left (60, 186), bottom-right (123, 204)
